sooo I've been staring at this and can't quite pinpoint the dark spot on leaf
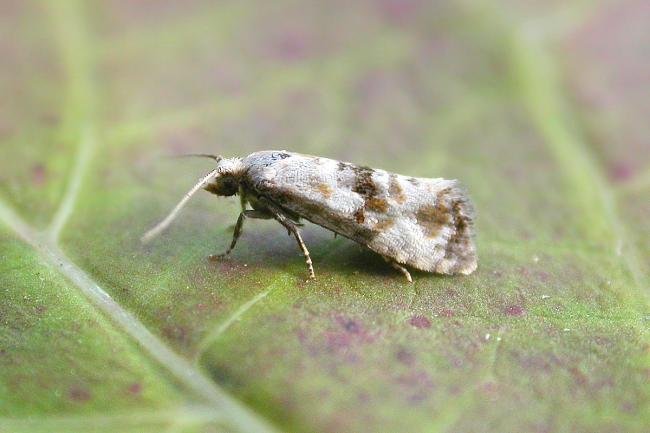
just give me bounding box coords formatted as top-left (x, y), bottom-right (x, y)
top-left (609, 161), bottom-right (635, 182)
top-left (395, 348), bottom-right (415, 365)
top-left (323, 317), bottom-right (376, 353)
top-left (208, 258), bottom-right (250, 276)
top-left (128, 382), bottom-right (142, 395)
top-left (69, 386), bottom-right (91, 402)
top-left (620, 400), bottom-right (638, 414)
top-left (514, 352), bottom-right (561, 373)
top-left (31, 164), bottom-right (47, 186)
top-left (273, 30), bottom-right (312, 61)
top-left (162, 324), bottom-right (190, 346)
top-left (479, 381), bottom-right (499, 400)
top-left (593, 336), bottom-right (613, 348)
top-left (357, 391), bottom-right (370, 404)
top-left (342, 319), bottom-right (360, 334)
top-left (409, 315), bottom-right (431, 329)
top-left (396, 370), bottom-right (434, 404)
top-left (206, 363), bottom-right (242, 388)
top-left (569, 366), bottom-right (588, 387)
top-left (504, 305), bottom-right (526, 316)
top-left (326, 332), bottom-right (354, 351)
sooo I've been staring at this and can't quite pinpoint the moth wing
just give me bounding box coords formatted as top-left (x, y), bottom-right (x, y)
top-left (243, 151), bottom-right (477, 275)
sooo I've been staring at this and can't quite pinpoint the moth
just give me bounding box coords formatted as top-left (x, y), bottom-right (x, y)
top-left (142, 150), bottom-right (477, 282)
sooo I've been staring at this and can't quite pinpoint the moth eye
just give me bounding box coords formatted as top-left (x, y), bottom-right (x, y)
top-left (216, 177), bottom-right (238, 196)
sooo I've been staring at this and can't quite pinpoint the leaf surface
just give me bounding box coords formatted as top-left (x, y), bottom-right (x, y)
top-left (1, 1), bottom-right (648, 432)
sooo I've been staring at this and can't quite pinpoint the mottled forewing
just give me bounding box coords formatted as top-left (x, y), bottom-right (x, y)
top-left (243, 151), bottom-right (476, 275)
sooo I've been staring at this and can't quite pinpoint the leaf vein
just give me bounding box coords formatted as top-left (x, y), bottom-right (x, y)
top-left (0, 199), bottom-right (278, 433)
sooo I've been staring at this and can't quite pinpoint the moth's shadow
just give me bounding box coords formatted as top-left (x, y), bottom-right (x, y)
top-left (314, 240), bottom-right (389, 275)
top-left (313, 241), bottom-right (434, 282)
top-left (233, 223), bottom-right (429, 281)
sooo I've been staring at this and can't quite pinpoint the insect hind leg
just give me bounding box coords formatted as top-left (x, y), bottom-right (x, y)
top-left (383, 256), bottom-right (413, 283)
top-left (268, 209), bottom-right (315, 280)
top-left (290, 225), bottom-right (315, 280)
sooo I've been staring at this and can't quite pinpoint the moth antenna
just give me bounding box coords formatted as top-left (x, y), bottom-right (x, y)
top-left (141, 169), bottom-right (220, 244)
top-left (170, 153), bottom-right (223, 162)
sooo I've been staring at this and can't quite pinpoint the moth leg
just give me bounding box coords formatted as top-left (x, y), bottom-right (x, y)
top-left (383, 256), bottom-right (413, 283)
top-left (210, 210), bottom-right (271, 260)
top-left (291, 227), bottom-right (315, 280)
top-left (254, 198), bottom-right (314, 279)
top-left (239, 190), bottom-right (247, 213)
top-left (271, 212), bottom-right (315, 280)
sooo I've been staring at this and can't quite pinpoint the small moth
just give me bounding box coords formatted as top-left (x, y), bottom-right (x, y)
top-left (142, 150), bottom-right (477, 282)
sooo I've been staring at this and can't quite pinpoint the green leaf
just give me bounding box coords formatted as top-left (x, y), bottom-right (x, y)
top-left (1, 1), bottom-right (648, 433)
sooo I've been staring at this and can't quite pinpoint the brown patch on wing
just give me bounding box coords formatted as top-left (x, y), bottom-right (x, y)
top-left (389, 175), bottom-right (406, 204)
top-left (316, 183), bottom-right (333, 199)
top-left (433, 185), bottom-right (477, 274)
top-left (445, 200), bottom-right (472, 256)
top-left (374, 219), bottom-right (395, 232)
top-left (354, 208), bottom-right (365, 223)
top-left (352, 166), bottom-right (378, 198)
top-left (365, 197), bottom-right (389, 213)
top-left (416, 189), bottom-right (451, 238)
top-left (351, 166), bottom-right (392, 215)
top-left (451, 201), bottom-right (468, 240)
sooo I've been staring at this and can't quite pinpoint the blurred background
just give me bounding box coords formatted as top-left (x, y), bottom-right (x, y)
top-left (0, 1), bottom-right (648, 433)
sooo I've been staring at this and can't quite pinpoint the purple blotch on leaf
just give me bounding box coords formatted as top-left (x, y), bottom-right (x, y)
top-left (68, 386), bottom-right (91, 402)
top-left (409, 315), bottom-right (431, 329)
top-left (504, 305), bottom-right (526, 317)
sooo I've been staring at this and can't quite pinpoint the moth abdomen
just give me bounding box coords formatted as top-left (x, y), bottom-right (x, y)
top-left (364, 178), bottom-right (476, 275)
top-left (430, 183), bottom-right (476, 275)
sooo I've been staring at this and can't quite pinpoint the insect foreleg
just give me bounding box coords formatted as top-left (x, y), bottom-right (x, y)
top-left (210, 210), bottom-right (271, 260)
top-left (239, 186), bottom-right (247, 212)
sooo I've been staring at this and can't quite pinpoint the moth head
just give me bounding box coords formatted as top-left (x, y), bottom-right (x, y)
top-left (140, 156), bottom-right (245, 244)
top-left (205, 157), bottom-right (245, 197)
